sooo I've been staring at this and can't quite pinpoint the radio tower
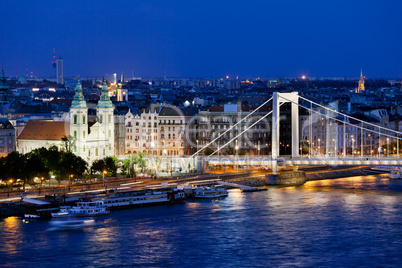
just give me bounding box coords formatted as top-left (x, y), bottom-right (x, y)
top-left (52, 48), bottom-right (57, 80)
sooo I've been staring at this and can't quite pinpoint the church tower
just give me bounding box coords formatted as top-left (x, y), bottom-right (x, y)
top-left (117, 72), bottom-right (128, 102)
top-left (358, 68), bottom-right (365, 92)
top-left (0, 67), bottom-right (9, 104)
top-left (70, 79), bottom-right (88, 156)
top-left (97, 81), bottom-right (115, 157)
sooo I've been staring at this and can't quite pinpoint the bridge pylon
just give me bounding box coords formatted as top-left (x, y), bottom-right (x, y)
top-left (272, 92), bottom-right (299, 173)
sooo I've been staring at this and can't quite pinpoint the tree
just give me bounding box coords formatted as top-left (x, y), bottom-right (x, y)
top-left (91, 157), bottom-right (118, 176)
top-left (137, 152), bottom-right (146, 172)
top-left (225, 147), bottom-right (235, 155)
top-left (123, 155), bottom-right (138, 177)
top-left (4, 152), bottom-right (28, 189)
top-left (204, 148), bottom-right (214, 155)
top-left (58, 152), bottom-right (88, 188)
top-left (61, 135), bottom-right (75, 153)
top-left (155, 157), bottom-right (162, 173)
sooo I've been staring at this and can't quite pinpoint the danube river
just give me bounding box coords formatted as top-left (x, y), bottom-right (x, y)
top-left (1, 174), bottom-right (401, 267)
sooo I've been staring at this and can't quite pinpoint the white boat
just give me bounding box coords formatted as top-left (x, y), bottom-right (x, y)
top-left (389, 167), bottom-right (402, 179)
top-left (99, 188), bottom-right (186, 211)
top-left (49, 219), bottom-right (95, 229)
top-left (51, 206), bottom-right (72, 218)
top-left (51, 201), bottom-right (109, 218)
top-left (193, 186), bottom-right (228, 199)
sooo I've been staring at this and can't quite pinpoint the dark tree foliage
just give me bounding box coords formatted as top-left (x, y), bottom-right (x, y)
top-left (91, 157), bottom-right (118, 177)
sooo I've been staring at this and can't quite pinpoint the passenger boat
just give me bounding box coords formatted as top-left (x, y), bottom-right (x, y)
top-left (99, 188), bottom-right (186, 211)
top-left (51, 206), bottom-right (71, 218)
top-left (193, 186), bottom-right (228, 199)
top-left (49, 219), bottom-right (95, 229)
top-left (22, 198), bottom-right (60, 219)
top-left (389, 167), bottom-right (402, 179)
top-left (51, 201), bottom-right (109, 218)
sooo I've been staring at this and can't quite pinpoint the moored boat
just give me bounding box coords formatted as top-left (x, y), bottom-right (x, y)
top-left (51, 200), bottom-right (109, 218)
top-left (99, 188), bottom-right (186, 211)
top-left (22, 198), bottom-right (60, 219)
top-left (389, 167), bottom-right (402, 179)
top-left (193, 186), bottom-right (228, 199)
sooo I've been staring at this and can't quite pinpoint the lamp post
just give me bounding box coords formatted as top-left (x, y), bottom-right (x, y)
top-left (318, 138), bottom-right (321, 156)
top-left (103, 170), bottom-right (107, 192)
top-left (196, 139), bottom-right (198, 172)
top-left (235, 140), bottom-right (238, 172)
top-left (8, 179), bottom-right (13, 197)
top-left (387, 138), bottom-right (389, 157)
top-left (368, 134), bottom-right (372, 158)
top-left (69, 174), bottom-right (73, 190)
top-left (39, 177), bottom-right (44, 194)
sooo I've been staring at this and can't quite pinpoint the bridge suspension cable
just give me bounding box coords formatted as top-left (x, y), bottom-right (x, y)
top-left (280, 95), bottom-right (400, 140)
top-left (208, 103), bottom-right (284, 157)
top-left (190, 97), bottom-right (273, 158)
top-left (299, 95), bottom-right (402, 137)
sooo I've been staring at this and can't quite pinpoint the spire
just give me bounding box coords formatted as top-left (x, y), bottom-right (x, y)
top-left (98, 81), bottom-right (114, 109)
top-left (0, 67), bottom-right (8, 90)
top-left (360, 67), bottom-right (363, 79)
top-left (71, 80), bottom-right (87, 109)
top-left (121, 72), bottom-right (124, 83)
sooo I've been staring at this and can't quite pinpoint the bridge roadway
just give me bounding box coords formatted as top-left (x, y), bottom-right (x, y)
top-left (205, 156), bottom-right (402, 166)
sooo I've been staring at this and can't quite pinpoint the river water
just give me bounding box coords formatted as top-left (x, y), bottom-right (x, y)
top-left (1, 174), bottom-right (402, 267)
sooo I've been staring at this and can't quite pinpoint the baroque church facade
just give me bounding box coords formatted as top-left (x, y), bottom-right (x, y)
top-left (70, 80), bottom-right (115, 163)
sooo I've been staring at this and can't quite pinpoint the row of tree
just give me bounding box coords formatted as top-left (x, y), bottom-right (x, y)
top-left (0, 146), bottom-right (126, 189)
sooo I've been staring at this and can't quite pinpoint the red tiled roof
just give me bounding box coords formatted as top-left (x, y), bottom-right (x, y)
top-left (18, 121), bottom-right (70, 141)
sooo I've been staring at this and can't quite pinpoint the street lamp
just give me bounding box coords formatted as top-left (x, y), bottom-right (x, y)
top-left (69, 174), bottom-right (73, 190)
top-left (103, 170), bottom-right (107, 192)
top-left (318, 138), bottom-right (321, 156)
top-left (8, 179), bottom-right (13, 197)
top-left (39, 177), bottom-right (44, 194)
top-left (368, 134), bottom-right (372, 158)
top-left (235, 140), bottom-right (238, 172)
top-left (387, 138), bottom-right (389, 157)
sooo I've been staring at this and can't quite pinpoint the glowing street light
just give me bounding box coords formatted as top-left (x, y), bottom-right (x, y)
top-left (103, 170), bottom-right (108, 191)
top-left (8, 179), bottom-right (13, 197)
top-left (387, 138), bottom-right (390, 157)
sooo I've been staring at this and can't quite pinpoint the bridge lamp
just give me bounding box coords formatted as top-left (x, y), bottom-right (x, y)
top-left (318, 139), bottom-right (321, 155)
top-left (387, 138), bottom-right (390, 157)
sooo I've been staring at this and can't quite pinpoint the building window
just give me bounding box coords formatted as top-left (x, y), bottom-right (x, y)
top-left (83, 115), bottom-right (86, 123)
top-left (109, 130), bottom-right (111, 137)
top-left (108, 114), bottom-right (111, 123)
top-left (74, 131), bottom-right (77, 139)
top-left (103, 148), bottom-right (105, 156)
top-left (83, 131), bottom-right (85, 138)
top-left (96, 148), bottom-right (98, 156)
top-left (109, 144), bottom-right (111, 150)
top-left (73, 115), bottom-right (77, 125)
top-left (100, 115), bottom-right (103, 123)
top-left (83, 145), bottom-right (85, 152)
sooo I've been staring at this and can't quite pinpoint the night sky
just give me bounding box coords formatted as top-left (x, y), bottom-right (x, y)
top-left (1, 0), bottom-right (401, 78)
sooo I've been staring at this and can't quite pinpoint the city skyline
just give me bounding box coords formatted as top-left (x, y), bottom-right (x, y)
top-left (1, 1), bottom-right (401, 78)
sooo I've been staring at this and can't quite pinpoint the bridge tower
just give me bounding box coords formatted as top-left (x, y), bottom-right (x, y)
top-left (272, 92), bottom-right (299, 173)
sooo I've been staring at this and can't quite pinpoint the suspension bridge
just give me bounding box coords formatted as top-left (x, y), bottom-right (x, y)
top-left (190, 92), bottom-right (402, 173)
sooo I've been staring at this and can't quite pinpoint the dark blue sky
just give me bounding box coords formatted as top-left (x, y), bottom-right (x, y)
top-left (1, 0), bottom-right (401, 78)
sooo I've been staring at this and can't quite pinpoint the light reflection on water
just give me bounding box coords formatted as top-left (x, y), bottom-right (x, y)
top-left (0, 174), bottom-right (401, 267)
